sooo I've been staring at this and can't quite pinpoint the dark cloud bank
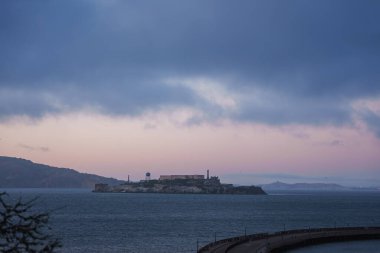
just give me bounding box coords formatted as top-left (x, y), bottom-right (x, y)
top-left (1, 0), bottom-right (380, 134)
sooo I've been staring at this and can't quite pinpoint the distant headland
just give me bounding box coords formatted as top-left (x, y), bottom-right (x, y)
top-left (94, 170), bottom-right (267, 195)
top-left (261, 181), bottom-right (380, 192)
top-left (0, 156), bottom-right (123, 188)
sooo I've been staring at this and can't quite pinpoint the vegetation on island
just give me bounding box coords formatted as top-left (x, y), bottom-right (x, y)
top-left (95, 177), bottom-right (266, 195)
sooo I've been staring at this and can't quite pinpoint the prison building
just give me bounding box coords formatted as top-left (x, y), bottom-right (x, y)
top-left (159, 175), bottom-right (205, 181)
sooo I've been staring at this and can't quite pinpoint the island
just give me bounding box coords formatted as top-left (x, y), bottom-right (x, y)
top-left (94, 171), bottom-right (266, 195)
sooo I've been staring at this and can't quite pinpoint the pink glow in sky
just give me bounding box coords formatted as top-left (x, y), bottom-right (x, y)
top-left (1, 110), bottom-right (379, 186)
top-left (1, 1), bottom-right (380, 187)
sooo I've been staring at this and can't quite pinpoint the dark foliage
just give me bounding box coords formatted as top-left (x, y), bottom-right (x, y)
top-left (0, 192), bottom-right (61, 252)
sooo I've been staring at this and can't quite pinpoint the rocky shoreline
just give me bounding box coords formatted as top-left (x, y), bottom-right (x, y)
top-left (94, 177), bottom-right (266, 195)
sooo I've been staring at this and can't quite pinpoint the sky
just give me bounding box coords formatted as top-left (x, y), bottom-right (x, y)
top-left (1, 0), bottom-right (380, 187)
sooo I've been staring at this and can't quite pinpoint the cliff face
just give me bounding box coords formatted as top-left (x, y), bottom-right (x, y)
top-left (94, 179), bottom-right (267, 195)
top-left (0, 156), bottom-right (123, 188)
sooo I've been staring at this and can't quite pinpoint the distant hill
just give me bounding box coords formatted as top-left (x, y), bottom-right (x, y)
top-left (262, 181), bottom-right (379, 192)
top-left (0, 156), bottom-right (124, 188)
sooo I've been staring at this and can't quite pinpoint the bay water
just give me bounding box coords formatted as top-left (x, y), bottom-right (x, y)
top-left (2, 189), bottom-right (380, 253)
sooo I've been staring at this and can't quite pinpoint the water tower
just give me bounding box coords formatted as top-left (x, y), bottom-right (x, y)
top-left (145, 172), bottom-right (151, 181)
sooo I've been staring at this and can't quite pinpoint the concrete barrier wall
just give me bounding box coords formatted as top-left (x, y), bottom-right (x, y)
top-left (198, 227), bottom-right (380, 253)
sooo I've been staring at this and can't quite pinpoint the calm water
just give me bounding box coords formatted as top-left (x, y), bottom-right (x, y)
top-left (2, 189), bottom-right (380, 253)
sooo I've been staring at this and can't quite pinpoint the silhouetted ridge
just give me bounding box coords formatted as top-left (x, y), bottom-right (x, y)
top-left (0, 156), bottom-right (123, 188)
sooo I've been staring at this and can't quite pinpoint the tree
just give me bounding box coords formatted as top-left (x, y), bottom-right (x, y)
top-left (0, 192), bottom-right (61, 252)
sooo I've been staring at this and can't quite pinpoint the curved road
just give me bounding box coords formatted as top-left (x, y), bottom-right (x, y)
top-left (198, 227), bottom-right (380, 253)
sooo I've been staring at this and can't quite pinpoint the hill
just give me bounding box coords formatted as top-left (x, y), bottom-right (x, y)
top-left (262, 181), bottom-right (378, 192)
top-left (0, 156), bottom-right (124, 188)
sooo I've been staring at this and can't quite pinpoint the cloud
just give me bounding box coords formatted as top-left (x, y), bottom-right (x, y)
top-left (363, 112), bottom-right (380, 138)
top-left (313, 139), bottom-right (344, 147)
top-left (18, 144), bottom-right (50, 152)
top-left (352, 98), bottom-right (380, 137)
top-left (329, 140), bottom-right (344, 146)
top-left (143, 123), bottom-right (156, 130)
top-left (285, 131), bottom-right (310, 140)
top-left (1, 0), bottom-right (380, 132)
